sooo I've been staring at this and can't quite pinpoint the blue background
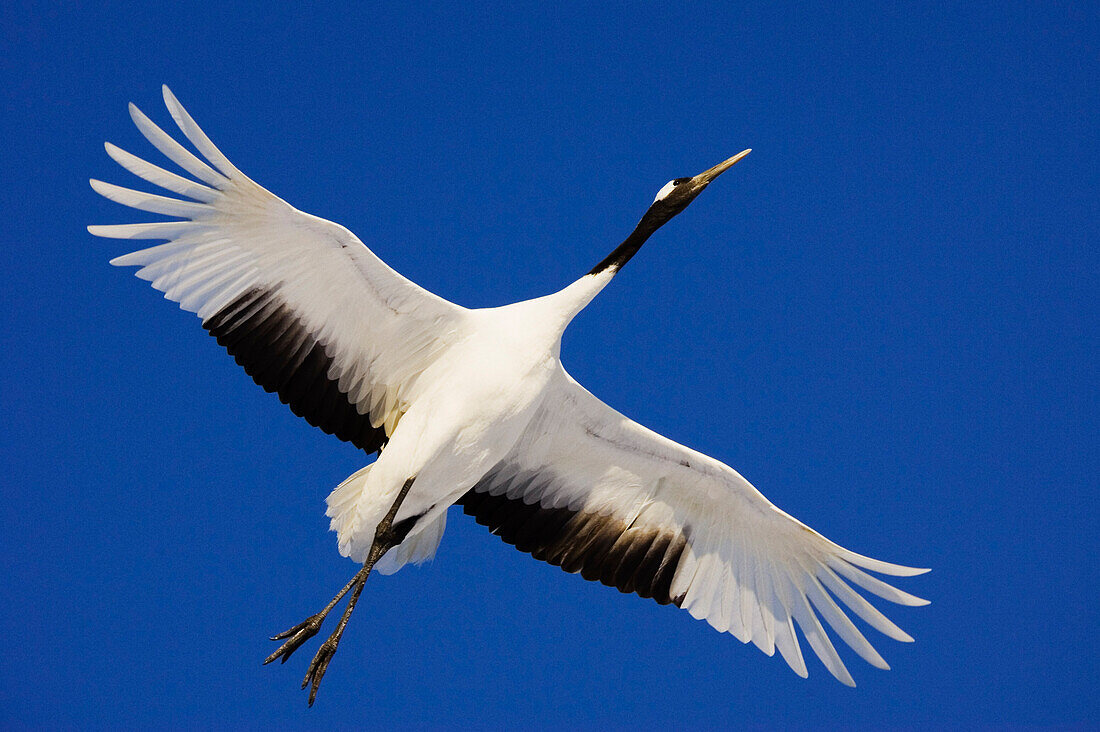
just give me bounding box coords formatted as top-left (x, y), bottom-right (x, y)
top-left (2, 2), bottom-right (1096, 727)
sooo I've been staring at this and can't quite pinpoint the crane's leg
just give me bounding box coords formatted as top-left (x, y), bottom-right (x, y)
top-left (264, 475), bottom-right (416, 706)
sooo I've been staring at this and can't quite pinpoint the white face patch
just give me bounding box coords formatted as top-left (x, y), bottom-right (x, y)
top-left (653, 180), bottom-right (677, 203)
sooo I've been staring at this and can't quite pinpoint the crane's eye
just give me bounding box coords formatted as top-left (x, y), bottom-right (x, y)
top-left (653, 178), bottom-right (694, 204)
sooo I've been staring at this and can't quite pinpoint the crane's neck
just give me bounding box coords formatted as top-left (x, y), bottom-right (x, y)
top-left (543, 268), bottom-right (616, 328)
top-left (588, 203), bottom-right (679, 276)
top-left (531, 202), bottom-right (680, 340)
top-left (520, 198), bottom-right (686, 347)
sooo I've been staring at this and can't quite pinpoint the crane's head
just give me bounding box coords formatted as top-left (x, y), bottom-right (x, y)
top-left (589, 148), bottom-right (752, 275)
top-left (645, 148), bottom-right (752, 226)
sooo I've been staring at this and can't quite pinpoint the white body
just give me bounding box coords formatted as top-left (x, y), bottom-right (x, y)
top-left (340, 276), bottom-right (608, 566)
top-left (91, 87), bottom-right (928, 687)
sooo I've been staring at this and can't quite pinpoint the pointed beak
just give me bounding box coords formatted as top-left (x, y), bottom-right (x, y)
top-left (692, 149), bottom-right (752, 187)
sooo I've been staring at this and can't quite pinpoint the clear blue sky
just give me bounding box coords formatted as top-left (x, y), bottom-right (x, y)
top-left (1, 2), bottom-right (1095, 727)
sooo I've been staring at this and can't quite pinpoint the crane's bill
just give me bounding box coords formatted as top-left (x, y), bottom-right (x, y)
top-left (693, 148), bottom-right (752, 186)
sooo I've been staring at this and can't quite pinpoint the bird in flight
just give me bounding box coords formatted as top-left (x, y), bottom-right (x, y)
top-left (91, 86), bottom-right (928, 705)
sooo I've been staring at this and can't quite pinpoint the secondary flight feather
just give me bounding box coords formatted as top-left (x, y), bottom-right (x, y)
top-left (92, 86), bottom-right (927, 704)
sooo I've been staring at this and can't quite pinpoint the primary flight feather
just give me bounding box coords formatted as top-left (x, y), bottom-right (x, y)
top-left (92, 86), bottom-right (927, 703)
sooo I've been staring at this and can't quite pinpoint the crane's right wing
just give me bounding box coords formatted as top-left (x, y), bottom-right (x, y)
top-left (91, 86), bottom-right (467, 453)
top-left (459, 367), bottom-right (928, 685)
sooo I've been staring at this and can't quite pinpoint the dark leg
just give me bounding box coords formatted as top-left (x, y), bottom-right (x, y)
top-left (265, 476), bottom-right (416, 706)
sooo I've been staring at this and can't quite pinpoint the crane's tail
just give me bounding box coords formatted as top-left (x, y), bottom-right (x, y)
top-left (325, 465), bottom-right (446, 574)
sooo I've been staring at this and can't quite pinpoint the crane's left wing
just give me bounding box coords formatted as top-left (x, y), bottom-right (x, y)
top-left (92, 87), bottom-right (468, 453)
top-left (458, 367), bottom-right (928, 685)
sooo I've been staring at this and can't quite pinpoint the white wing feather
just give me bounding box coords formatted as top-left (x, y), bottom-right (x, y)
top-left (91, 86), bottom-right (467, 439)
top-left (473, 367), bottom-right (928, 685)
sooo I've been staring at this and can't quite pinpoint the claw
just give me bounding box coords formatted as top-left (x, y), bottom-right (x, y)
top-left (303, 639), bottom-right (338, 706)
top-left (264, 614), bottom-right (324, 665)
top-left (269, 613), bottom-right (321, 641)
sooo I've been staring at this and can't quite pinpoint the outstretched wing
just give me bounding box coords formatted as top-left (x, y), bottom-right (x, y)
top-left (458, 367), bottom-right (928, 686)
top-left (92, 86), bottom-right (467, 452)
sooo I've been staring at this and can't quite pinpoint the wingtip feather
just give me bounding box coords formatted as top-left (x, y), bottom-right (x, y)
top-left (838, 548), bottom-right (931, 577)
top-left (162, 85), bottom-right (178, 112)
top-left (88, 178), bottom-right (111, 196)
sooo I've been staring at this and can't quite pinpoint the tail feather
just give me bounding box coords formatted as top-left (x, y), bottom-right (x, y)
top-left (325, 465), bottom-right (447, 572)
top-left (376, 511), bottom-right (447, 575)
top-left (326, 465), bottom-right (373, 556)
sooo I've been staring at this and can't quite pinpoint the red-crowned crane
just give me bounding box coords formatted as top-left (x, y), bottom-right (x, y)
top-left (91, 86), bottom-right (927, 705)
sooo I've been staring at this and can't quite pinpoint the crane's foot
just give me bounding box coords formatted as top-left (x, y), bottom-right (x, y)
top-left (264, 560), bottom-right (370, 666)
top-left (301, 578), bottom-right (365, 706)
top-left (265, 611), bottom-right (328, 665)
top-left (302, 636), bottom-right (340, 705)
top-left (264, 475), bottom-right (416, 706)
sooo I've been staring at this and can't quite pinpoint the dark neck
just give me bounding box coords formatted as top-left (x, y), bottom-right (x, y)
top-left (588, 205), bottom-right (676, 275)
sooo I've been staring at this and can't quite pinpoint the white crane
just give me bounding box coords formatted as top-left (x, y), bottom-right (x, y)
top-left (91, 86), bottom-right (928, 705)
